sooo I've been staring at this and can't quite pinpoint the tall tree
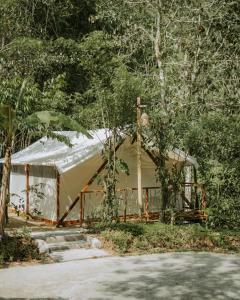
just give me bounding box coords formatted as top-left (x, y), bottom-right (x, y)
top-left (94, 0), bottom-right (240, 220)
top-left (0, 80), bottom-right (91, 237)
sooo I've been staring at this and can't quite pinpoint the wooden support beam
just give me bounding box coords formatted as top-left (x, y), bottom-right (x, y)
top-left (56, 156), bottom-right (111, 227)
top-left (25, 164), bottom-right (30, 219)
top-left (193, 166), bottom-right (199, 209)
top-left (145, 188), bottom-right (149, 221)
top-left (201, 185), bottom-right (207, 209)
top-left (83, 193), bottom-right (85, 223)
top-left (81, 161), bottom-right (108, 194)
top-left (81, 141), bottom-right (124, 193)
top-left (136, 97), bottom-right (143, 216)
top-left (56, 194), bottom-right (80, 227)
top-left (142, 136), bottom-right (203, 213)
top-left (123, 190), bottom-right (127, 223)
top-left (180, 191), bottom-right (194, 209)
top-left (56, 140), bottom-right (124, 227)
top-left (141, 144), bottom-right (158, 166)
top-left (56, 169), bottom-right (60, 223)
top-left (80, 192), bottom-right (83, 226)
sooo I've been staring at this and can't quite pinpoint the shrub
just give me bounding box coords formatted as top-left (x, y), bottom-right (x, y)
top-left (132, 237), bottom-right (150, 251)
top-left (90, 222), bottom-right (144, 236)
top-left (100, 222), bottom-right (240, 254)
top-left (101, 229), bottom-right (133, 254)
top-left (208, 197), bottom-right (240, 229)
top-left (111, 222), bottom-right (144, 237)
top-left (0, 230), bottom-right (40, 266)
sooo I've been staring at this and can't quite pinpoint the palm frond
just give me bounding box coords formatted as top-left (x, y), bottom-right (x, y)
top-left (26, 111), bottom-right (92, 138)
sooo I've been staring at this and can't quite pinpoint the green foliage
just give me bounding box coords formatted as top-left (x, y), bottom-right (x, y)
top-left (185, 114), bottom-right (240, 228)
top-left (208, 198), bottom-right (240, 230)
top-left (0, 105), bottom-right (16, 135)
top-left (101, 229), bottom-right (132, 254)
top-left (79, 32), bottom-right (143, 128)
top-left (99, 222), bottom-right (240, 254)
top-left (79, 34), bottom-right (144, 220)
top-left (0, 0), bottom-right (239, 228)
top-left (89, 221), bottom-right (144, 236)
top-left (0, 0), bottom-right (95, 40)
top-left (0, 78), bottom-right (91, 151)
top-left (0, 231), bottom-right (40, 265)
top-left (27, 111), bottom-right (92, 138)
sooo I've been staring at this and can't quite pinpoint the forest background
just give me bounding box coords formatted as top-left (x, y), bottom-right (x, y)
top-left (0, 0), bottom-right (239, 229)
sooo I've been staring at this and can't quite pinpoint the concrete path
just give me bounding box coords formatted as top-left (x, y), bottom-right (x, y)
top-left (0, 252), bottom-right (240, 300)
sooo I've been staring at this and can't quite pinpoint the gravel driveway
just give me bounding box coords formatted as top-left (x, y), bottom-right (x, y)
top-left (0, 252), bottom-right (240, 300)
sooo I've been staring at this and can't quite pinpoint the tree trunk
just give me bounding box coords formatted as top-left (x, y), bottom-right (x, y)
top-left (160, 182), bottom-right (169, 223)
top-left (0, 145), bottom-right (12, 237)
top-left (103, 132), bottom-right (116, 222)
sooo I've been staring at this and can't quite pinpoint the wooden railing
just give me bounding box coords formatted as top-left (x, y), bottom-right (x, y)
top-left (57, 183), bottom-right (206, 227)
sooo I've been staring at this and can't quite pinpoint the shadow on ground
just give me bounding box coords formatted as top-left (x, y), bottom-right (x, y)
top-left (93, 253), bottom-right (240, 300)
top-left (0, 298), bottom-right (67, 300)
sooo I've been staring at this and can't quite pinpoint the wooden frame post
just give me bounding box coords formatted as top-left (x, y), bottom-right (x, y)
top-left (201, 185), bottom-right (207, 209)
top-left (83, 193), bottom-right (85, 224)
top-left (145, 188), bottom-right (149, 221)
top-left (137, 97), bottom-right (143, 216)
top-left (193, 166), bottom-right (199, 209)
top-left (123, 189), bottom-right (127, 222)
top-left (25, 164), bottom-right (30, 219)
top-left (80, 192), bottom-right (83, 226)
top-left (56, 169), bottom-right (60, 223)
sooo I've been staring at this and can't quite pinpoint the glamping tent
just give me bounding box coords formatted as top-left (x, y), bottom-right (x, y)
top-left (2, 129), bottom-right (198, 225)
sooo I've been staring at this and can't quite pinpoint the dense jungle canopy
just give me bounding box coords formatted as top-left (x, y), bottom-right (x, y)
top-left (0, 0), bottom-right (239, 228)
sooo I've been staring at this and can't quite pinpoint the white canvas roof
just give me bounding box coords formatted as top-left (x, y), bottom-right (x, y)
top-left (8, 129), bottom-right (109, 173)
top-left (1, 129), bottom-right (198, 174)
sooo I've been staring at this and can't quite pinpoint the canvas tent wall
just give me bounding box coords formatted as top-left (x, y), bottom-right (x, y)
top-left (1, 129), bottom-right (198, 224)
top-left (10, 164), bottom-right (57, 220)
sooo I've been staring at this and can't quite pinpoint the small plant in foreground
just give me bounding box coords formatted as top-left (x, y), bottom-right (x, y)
top-left (101, 229), bottom-right (132, 254)
top-left (0, 230), bottom-right (41, 266)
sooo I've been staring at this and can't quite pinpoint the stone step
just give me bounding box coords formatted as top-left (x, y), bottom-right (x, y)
top-left (48, 240), bottom-right (90, 252)
top-left (49, 248), bottom-right (110, 262)
top-left (32, 229), bottom-right (103, 257)
top-left (45, 234), bottom-right (87, 244)
top-left (31, 229), bottom-right (88, 240)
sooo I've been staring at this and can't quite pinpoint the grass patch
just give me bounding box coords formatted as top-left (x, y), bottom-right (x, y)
top-left (0, 229), bottom-right (41, 267)
top-left (93, 222), bottom-right (240, 255)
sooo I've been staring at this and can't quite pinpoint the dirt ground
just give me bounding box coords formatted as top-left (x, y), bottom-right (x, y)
top-left (5, 212), bottom-right (80, 232)
top-left (5, 212), bottom-right (52, 232)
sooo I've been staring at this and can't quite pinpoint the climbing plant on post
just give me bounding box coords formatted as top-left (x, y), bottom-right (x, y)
top-left (98, 67), bottom-right (142, 222)
top-left (149, 107), bottom-right (172, 222)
